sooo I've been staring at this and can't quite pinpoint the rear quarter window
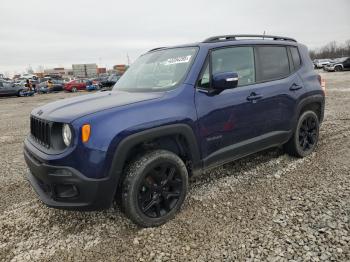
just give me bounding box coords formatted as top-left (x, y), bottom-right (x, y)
top-left (290, 47), bottom-right (301, 69)
top-left (256, 46), bottom-right (290, 82)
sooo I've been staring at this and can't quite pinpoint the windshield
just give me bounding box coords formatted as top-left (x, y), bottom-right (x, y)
top-left (338, 57), bottom-right (348, 62)
top-left (113, 47), bottom-right (198, 92)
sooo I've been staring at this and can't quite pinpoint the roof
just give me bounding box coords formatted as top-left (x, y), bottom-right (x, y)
top-left (147, 34), bottom-right (298, 53)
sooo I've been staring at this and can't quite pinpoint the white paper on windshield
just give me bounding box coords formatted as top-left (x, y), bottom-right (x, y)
top-left (163, 55), bottom-right (192, 65)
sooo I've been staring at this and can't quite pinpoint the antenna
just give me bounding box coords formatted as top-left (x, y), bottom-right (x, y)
top-left (263, 31), bottom-right (266, 40)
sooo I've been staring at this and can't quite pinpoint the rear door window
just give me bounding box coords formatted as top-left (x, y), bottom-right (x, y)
top-left (256, 46), bottom-right (290, 82)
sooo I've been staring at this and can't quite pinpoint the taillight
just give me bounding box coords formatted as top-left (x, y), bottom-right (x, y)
top-left (318, 74), bottom-right (326, 94)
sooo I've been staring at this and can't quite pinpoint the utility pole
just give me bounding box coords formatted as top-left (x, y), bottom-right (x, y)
top-left (127, 53), bottom-right (130, 66)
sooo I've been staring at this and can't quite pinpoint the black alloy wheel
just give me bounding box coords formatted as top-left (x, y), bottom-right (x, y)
top-left (284, 111), bottom-right (320, 158)
top-left (122, 150), bottom-right (188, 227)
top-left (138, 162), bottom-right (182, 218)
top-left (298, 116), bottom-right (318, 152)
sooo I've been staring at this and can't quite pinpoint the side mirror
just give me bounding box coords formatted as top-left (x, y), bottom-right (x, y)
top-left (212, 72), bottom-right (238, 90)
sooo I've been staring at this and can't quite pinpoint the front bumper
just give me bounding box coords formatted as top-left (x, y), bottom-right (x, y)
top-left (24, 141), bottom-right (116, 211)
top-left (324, 66), bottom-right (335, 71)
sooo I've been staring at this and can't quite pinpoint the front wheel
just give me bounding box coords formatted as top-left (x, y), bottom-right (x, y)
top-left (122, 150), bottom-right (188, 227)
top-left (284, 111), bottom-right (320, 157)
top-left (71, 87), bottom-right (78, 92)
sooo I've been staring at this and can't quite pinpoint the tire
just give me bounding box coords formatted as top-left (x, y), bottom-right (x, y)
top-left (122, 150), bottom-right (188, 227)
top-left (284, 111), bottom-right (320, 158)
top-left (72, 87), bottom-right (78, 92)
top-left (334, 65), bottom-right (342, 72)
top-left (17, 90), bottom-right (24, 97)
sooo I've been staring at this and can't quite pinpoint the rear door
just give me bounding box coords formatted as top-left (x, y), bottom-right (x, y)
top-left (254, 45), bottom-right (302, 134)
top-left (0, 82), bottom-right (14, 95)
top-left (80, 80), bottom-right (87, 90)
top-left (0, 82), bottom-right (5, 95)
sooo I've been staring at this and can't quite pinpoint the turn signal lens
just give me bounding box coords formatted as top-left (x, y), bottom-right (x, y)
top-left (82, 124), bottom-right (91, 143)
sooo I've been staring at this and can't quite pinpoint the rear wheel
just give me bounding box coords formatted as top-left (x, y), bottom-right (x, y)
top-left (122, 150), bottom-right (188, 227)
top-left (334, 65), bottom-right (342, 72)
top-left (72, 87), bottom-right (78, 92)
top-left (17, 90), bottom-right (25, 97)
top-left (284, 111), bottom-right (319, 157)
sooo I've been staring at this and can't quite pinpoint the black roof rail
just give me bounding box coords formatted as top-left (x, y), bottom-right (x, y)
top-left (147, 47), bottom-right (166, 52)
top-left (203, 34), bottom-right (297, 43)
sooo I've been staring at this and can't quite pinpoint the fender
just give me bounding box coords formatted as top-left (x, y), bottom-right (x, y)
top-left (294, 93), bottom-right (325, 126)
top-left (107, 123), bottom-right (201, 182)
top-left (334, 63), bottom-right (344, 69)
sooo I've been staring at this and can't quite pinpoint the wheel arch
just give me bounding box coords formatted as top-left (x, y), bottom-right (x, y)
top-left (334, 63), bottom-right (344, 68)
top-left (107, 124), bottom-right (201, 198)
top-left (296, 94), bottom-right (325, 125)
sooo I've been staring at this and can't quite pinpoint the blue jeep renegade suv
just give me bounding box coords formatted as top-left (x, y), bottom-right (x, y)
top-left (24, 35), bottom-right (325, 227)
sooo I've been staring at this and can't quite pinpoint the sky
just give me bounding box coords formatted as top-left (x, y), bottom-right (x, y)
top-left (1, 0), bottom-right (349, 76)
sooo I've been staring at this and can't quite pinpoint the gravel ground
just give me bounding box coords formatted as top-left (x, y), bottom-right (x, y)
top-left (0, 71), bottom-right (349, 261)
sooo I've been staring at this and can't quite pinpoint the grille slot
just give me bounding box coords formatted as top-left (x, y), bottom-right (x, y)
top-left (30, 116), bottom-right (51, 148)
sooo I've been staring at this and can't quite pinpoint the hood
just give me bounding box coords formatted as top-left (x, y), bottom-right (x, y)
top-left (31, 91), bottom-right (164, 122)
top-left (326, 62), bottom-right (339, 66)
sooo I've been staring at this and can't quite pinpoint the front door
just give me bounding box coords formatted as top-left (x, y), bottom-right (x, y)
top-left (344, 58), bottom-right (350, 70)
top-left (195, 46), bottom-right (266, 167)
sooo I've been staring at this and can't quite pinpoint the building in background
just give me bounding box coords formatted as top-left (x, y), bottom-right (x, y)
top-left (72, 64), bottom-right (97, 78)
top-left (112, 64), bottom-right (128, 75)
top-left (43, 68), bottom-right (73, 77)
top-left (97, 67), bottom-right (107, 75)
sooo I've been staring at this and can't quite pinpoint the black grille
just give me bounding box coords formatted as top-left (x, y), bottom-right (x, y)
top-left (30, 116), bottom-right (51, 148)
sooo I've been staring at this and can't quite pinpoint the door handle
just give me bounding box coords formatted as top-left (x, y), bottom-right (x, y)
top-left (246, 93), bottom-right (263, 102)
top-left (289, 83), bottom-right (303, 91)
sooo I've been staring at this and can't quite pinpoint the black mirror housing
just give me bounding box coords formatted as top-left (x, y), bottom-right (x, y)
top-left (212, 72), bottom-right (238, 90)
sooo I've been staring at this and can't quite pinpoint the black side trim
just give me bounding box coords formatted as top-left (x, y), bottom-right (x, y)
top-left (108, 124), bottom-right (201, 185)
top-left (203, 131), bottom-right (290, 169)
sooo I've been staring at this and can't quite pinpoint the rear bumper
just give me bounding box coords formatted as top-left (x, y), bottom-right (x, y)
top-left (24, 140), bottom-right (116, 211)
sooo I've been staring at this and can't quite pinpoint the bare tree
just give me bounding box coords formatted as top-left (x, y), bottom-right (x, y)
top-left (310, 39), bottom-right (350, 60)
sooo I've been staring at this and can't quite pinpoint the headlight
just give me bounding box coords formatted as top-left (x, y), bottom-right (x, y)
top-left (62, 124), bottom-right (72, 147)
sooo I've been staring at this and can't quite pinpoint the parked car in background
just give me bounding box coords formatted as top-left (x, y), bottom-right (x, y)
top-left (38, 79), bottom-right (65, 93)
top-left (323, 57), bottom-right (350, 72)
top-left (51, 79), bottom-right (65, 92)
top-left (0, 80), bottom-right (26, 97)
top-left (64, 79), bottom-right (88, 92)
top-left (14, 79), bottom-right (27, 87)
top-left (86, 79), bottom-right (100, 92)
top-left (99, 74), bottom-right (120, 89)
top-left (314, 59), bottom-right (331, 69)
top-left (88, 77), bottom-right (104, 86)
top-left (21, 73), bottom-right (38, 80)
